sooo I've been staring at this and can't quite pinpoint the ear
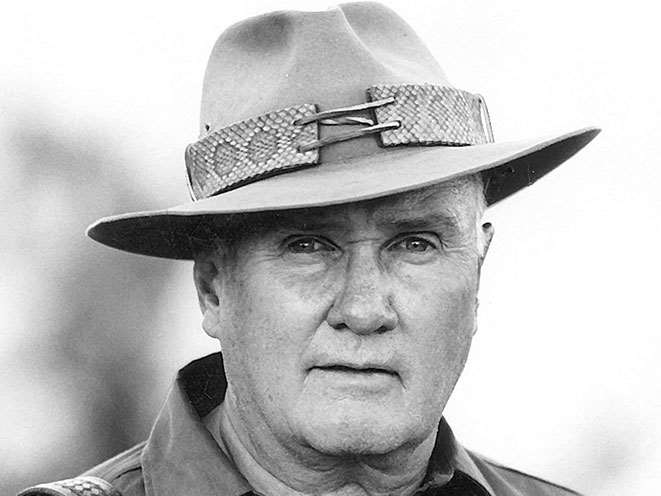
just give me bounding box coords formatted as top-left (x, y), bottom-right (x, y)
top-left (473, 222), bottom-right (494, 337)
top-left (478, 221), bottom-right (495, 268)
top-left (193, 256), bottom-right (223, 339)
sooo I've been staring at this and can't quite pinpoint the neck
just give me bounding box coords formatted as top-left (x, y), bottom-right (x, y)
top-left (219, 390), bottom-right (436, 496)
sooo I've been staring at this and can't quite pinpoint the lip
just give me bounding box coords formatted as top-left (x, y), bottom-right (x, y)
top-left (310, 361), bottom-right (398, 376)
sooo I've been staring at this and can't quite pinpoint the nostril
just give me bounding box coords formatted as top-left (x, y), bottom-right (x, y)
top-left (329, 321), bottom-right (348, 331)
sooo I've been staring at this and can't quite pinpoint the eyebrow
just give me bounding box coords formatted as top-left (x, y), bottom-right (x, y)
top-left (373, 210), bottom-right (463, 232)
top-left (265, 210), bottom-right (463, 233)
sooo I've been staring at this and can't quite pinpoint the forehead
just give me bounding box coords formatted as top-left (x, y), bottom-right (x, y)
top-left (205, 178), bottom-right (481, 252)
top-left (263, 178), bottom-right (480, 229)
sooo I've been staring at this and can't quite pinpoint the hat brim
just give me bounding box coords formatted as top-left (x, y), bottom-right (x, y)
top-left (87, 127), bottom-right (600, 259)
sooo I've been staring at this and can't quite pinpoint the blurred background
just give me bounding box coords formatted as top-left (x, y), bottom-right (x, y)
top-left (1, 1), bottom-right (659, 494)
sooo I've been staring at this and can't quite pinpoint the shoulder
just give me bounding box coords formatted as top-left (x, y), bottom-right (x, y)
top-left (17, 442), bottom-right (146, 496)
top-left (467, 450), bottom-right (584, 496)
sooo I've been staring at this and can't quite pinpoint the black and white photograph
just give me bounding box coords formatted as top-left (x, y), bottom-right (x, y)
top-left (1, 1), bottom-right (659, 495)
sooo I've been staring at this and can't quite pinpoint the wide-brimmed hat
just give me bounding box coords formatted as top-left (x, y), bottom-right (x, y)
top-left (87, 2), bottom-right (599, 259)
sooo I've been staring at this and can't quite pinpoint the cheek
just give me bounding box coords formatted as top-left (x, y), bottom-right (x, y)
top-left (228, 265), bottom-right (333, 346)
top-left (396, 258), bottom-right (478, 331)
top-left (217, 264), bottom-right (334, 410)
top-left (396, 261), bottom-right (477, 402)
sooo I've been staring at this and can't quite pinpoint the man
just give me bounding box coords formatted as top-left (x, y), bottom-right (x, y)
top-left (19, 3), bottom-right (599, 496)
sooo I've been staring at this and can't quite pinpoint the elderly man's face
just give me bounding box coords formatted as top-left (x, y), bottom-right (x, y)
top-left (196, 178), bottom-right (491, 457)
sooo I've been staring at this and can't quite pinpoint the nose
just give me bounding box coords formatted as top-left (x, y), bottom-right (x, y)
top-left (326, 250), bottom-right (398, 335)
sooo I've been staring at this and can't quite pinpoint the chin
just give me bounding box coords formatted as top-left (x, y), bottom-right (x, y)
top-left (291, 399), bottom-right (428, 456)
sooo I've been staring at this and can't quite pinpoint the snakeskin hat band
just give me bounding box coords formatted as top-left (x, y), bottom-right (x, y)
top-left (87, 2), bottom-right (599, 259)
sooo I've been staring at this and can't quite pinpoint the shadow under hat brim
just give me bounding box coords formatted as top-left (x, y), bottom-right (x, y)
top-left (87, 127), bottom-right (600, 259)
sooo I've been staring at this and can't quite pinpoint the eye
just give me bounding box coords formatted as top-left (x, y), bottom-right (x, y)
top-left (400, 237), bottom-right (434, 252)
top-left (285, 236), bottom-right (335, 254)
top-left (388, 234), bottom-right (440, 259)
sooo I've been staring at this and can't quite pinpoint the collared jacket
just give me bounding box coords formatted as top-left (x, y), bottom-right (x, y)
top-left (19, 353), bottom-right (582, 496)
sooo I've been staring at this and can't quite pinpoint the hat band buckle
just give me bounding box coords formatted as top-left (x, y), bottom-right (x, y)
top-left (185, 84), bottom-right (494, 201)
top-left (296, 97), bottom-right (400, 153)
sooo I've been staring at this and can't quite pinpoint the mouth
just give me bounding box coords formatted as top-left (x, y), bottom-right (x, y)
top-left (307, 362), bottom-right (401, 393)
top-left (312, 364), bottom-right (397, 376)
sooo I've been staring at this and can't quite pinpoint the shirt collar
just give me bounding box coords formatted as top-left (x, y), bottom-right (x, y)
top-left (141, 353), bottom-right (494, 496)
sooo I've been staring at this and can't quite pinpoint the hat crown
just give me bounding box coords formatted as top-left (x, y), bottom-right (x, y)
top-left (200, 2), bottom-right (450, 135)
top-left (86, 2), bottom-right (599, 259)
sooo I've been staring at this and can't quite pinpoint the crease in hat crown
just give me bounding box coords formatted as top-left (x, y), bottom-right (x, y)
top-left (201, 2), bottom-right (449, 135)
top-left (85, 2), bottom-right (600, 259)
